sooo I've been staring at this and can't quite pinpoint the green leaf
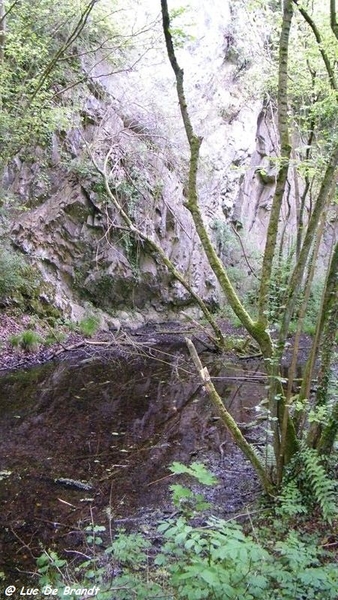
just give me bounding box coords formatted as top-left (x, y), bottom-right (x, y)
top-left (199, 568), bottom-right (219, 586)
top-left (169, 461), bottom-right (218, 485)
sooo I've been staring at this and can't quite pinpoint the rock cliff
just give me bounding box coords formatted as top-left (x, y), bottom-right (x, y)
top-left (3, 0), bottom-right (277, 320)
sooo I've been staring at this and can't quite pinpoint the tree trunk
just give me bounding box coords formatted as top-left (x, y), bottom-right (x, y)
top-left (308, 242), bottom-right (338, 451)
top-left (0, 0), bottom-right (5, 63)
top-left (258, 0), bottom-right (293, 326)
top-left (161, 0), bottom-right (273, 356)
top-left (161, 0), bottom-right (298, 485)
top-left (330, 0), bottom-right (338, 41)
top-left (186, 338), bottom-right (275, 496)
top-left (279, 147), bottom-right (338, 345)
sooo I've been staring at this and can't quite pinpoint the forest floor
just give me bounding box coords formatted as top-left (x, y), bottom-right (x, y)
top-left (0, 317), bottom-right (263, 585)
top-left (0, 309), bottom-right (314, 373)
top-left (0, 311), bottom-right (86, 372)
top-left (0, 311), bottom-right (214, 372)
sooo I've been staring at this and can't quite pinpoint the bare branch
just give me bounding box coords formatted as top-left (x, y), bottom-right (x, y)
top-left (0, 0), bottom-right (20, 26)
top-left (293, 0), bottom-right (337, 91)
top-left (89, 146), bottom-right (226, 349)
top-left (30, 0), bottom-right (99, 102)
top-left (185, 337), bottom-right (274, 496)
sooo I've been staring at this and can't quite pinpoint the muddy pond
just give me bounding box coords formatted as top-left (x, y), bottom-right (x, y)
top-left (0, 328), bottom-right (267, 585)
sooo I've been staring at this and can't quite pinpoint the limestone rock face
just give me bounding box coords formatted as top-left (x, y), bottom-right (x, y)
top-left (10, 96), bottom-right (218, 313)
top-left (6, 0), bottom-right (272, 316)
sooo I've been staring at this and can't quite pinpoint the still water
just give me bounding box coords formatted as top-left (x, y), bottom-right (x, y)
top-left (0, 341), bottom-right (264, 584)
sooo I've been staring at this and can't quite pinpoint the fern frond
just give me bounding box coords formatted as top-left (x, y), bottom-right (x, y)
top-left (253, 443), bottom-right (276, 471)
top-left (277, 480), bottom-right (308, 518)
top-left (300, 445), bottom-right (337, 523)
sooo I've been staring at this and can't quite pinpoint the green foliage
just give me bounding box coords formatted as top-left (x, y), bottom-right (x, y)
top-left (43, 330), bottom-right (67, 346)
top-left (212, 220), bottom-right (236, 256)
top-left (84, 524), bottom-right (106, 548)
top-left (169, 461), bottom-right (218, 486)
top-left (168, 6), bottom-right (195, 48)
top-left (0, 0), bottom-right (120, 163)
top-left (0, 247), bottom-right (61, 318)
top-left (0, 248), bottom-right (37, 303)
top-left (9, 329), bottom-right (42, 352)
top-left (299, 446), bottom-right (337, 523)
top-left (37, 550), bottom-right (67, 587)
top-left (169, 484), bottom-right (212, 516)
top-left (115, 477), bottom-right (337, 599)
top-left (267, 253), bottom-right (294, 325)
top-left (267, 251), bottom-right (323, 334)
top-left (77, 315), bottom-right (100, 337)
top-left (276, 480), bottom-right (308, 519)
top-left (289, 9), bottom-right (338, 149)
top-left (308, 404), bottom-right (331, 426)
top-left (116, 180), bottom-right (140, 217)
top-left (105, 530), bottom-right (151, 567)
top-left (1, 0), bottom-right (72, 156)
top-left (120, 231), bottom-right (140, 275)
top-left (281, 446), bottom-right (337, 524)
top-left (270, 530), bottom-right (338, 600)
top-left (35, 463), bottom-right (338, 600)
top-left (168, 462), bottom-right (218, 515)
top-left (156, 516), bottom-right (270, 599)
top-left (297, 278), bottom-right (324, 336)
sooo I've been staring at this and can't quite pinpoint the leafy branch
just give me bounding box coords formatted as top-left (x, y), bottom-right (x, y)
top-left (29, 0), bottom-right (99, 102)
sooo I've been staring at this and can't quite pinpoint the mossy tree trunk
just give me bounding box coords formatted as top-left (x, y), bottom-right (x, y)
top-left (258, 0), bottom-right (293, 328)
top-left (186, 337), bottom-right (275, 496)
top-left (307, 242), bottom-right (338, 452)
top-left (161, 0), bottom-right (300, 489)
top-left (0, 0), bottom-right (5, 63)
top-left (161, 0), bottom-right (272, 356)
top-left (278, 149), bottom-right (338, 346)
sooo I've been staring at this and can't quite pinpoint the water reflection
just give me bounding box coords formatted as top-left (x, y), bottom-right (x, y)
top-left (0, 343), bottom-right (264, 584)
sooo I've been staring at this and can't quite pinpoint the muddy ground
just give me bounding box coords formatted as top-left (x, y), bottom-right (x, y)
top-left (0, 317), bottom-right (269, 586)
top-left (0, 311), bottom-right (314, 587)
top-left (0, 310), bottom-right (312, 373)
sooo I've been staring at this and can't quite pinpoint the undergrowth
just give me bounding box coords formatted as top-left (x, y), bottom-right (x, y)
top-left (0, 248), bottom-right (39, 306)
top-left (6, 313), bottom-right (101, 353)
top-left (35, 462), bottom-right (338, 599)
top-left (77, 315), bottom-right (100, 337)
top-left (9, 329), bottom-right (43, 352)
top-left (279, 445), bottom-right (337, 524)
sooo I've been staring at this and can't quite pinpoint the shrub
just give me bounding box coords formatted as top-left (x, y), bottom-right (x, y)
top-left (78, 315), bottom-right (100, 337)
top-left (9, 329), bottom-right (42, 352)
top-left (35, 463), bottom-right (338, 599)
top-left (0, 249), bottom-right (31, 302)
top-left (43, 330), bottom-right (67, 346)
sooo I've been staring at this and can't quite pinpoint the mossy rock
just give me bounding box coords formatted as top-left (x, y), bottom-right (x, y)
top-left (256, 167), bottom-right (276, 185)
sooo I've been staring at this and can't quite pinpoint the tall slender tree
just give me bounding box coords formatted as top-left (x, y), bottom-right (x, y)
top-left (159, 0), bottom-right (338, 493)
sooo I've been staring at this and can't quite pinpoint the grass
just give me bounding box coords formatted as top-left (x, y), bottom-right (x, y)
top-left (44, 330), bottom-right (67, 346)
top-left (9, 329), bottom-right (42, 352)
top-left (7, 314), bottom-right (101, 354)
top-left (78, 315), bottom-right (100, 337)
